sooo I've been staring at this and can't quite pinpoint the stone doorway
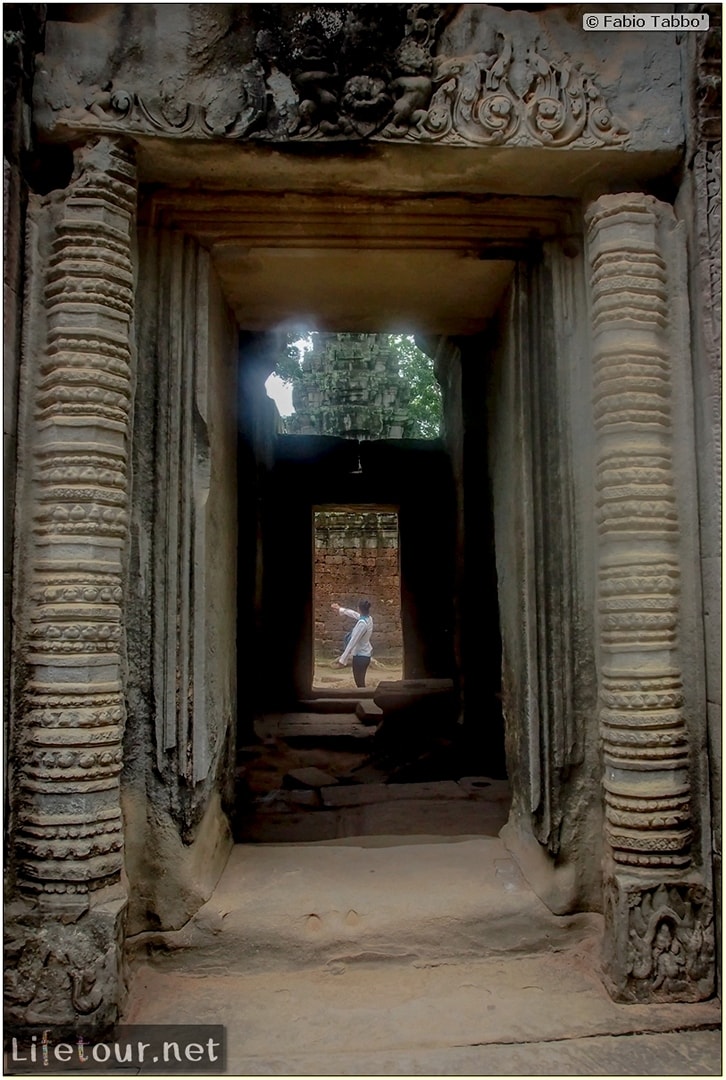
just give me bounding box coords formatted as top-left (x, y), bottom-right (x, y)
top-left (7, 96), bottom-right (715, 1028)
top-left (5, 4), bottom-right (717, 1030)
top-left (236, 337), bottom-right (506, 841)
top-left (126, 179), bottom-right (711, 1000)
top-left (312, 507), bottom-right (404, 691)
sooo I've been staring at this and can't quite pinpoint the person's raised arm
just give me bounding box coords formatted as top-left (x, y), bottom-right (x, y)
top-left (331, 603), bottom-right (359, 620)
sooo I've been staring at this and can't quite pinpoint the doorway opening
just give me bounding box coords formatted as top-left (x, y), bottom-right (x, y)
top-left (313, 506), bottom-right (403, 691)
top-left (234, 324), bottom-right (508, 844)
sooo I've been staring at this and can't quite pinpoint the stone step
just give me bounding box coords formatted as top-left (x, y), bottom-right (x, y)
top-left (254, 712), bottom-right (375, 753)
top-left (307, 687), bottom-right (377, 700)
top-left (127, 834), bottom-right (601, 976)
top-left (123, 958), bottom-right (721, 1077)
top-left (237, 778), bottom-right (510, 843)
top-left (236, 790), bottom-right (510, 843)
top-left (276, 712), bottom-right (373, 744)
top-left (297, 697), bottom-right (361, 713)
top-left (320, 780), bottom-right (467, 808)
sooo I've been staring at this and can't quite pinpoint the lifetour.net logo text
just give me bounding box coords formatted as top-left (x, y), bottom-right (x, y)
top-left (5, 1026), bottom-right (226, 1075)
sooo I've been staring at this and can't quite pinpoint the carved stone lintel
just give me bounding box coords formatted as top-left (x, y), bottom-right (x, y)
top-left (40, 8), bottom-right (629, 151)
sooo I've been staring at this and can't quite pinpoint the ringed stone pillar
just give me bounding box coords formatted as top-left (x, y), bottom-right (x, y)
top-left (585, 194), bottom-right (714, 1002)
top-left (6, 136), bottom-right (136, 1025)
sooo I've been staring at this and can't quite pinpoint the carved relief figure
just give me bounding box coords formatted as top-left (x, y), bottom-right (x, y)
top-left (390, 37), bottom-right (434, 129)
top-left (291, 24), bottom-right (340, 135)
top-left (36, 4), bottom-right (629, 149)
top-left (622, 883), bottom-right (715, 1000)
top-left (650, 919), bottom-right (685, 991)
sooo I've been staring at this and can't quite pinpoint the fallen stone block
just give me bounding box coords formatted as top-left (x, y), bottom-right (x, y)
top-left (373, 679), bottom-right (455, 713)
top-left (356, 700), bottom-right (383, 725)
top-left (283, 767), bottom-right (339, 790)
top-left (373, 680), bottom-right (458, 748)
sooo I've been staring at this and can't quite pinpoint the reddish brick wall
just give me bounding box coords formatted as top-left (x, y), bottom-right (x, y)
top-left (314, 511), bottom-right (402, 659)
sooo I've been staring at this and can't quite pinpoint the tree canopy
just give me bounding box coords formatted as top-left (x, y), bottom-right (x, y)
top-left (387, 333), bottom-right (441, 439)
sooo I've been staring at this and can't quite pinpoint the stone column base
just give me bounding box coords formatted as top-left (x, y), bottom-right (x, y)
top-left (603, 874), bottom-right (715, 1003)
top-left (4, 896), bottom-right (127, 1028)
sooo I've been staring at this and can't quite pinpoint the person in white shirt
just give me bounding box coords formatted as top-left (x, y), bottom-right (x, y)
top-left (331, 600), bottom-right (373, 687)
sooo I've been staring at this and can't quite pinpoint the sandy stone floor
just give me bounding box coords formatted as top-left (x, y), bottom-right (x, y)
top-left (124, 837), bottom-right (722, 1076)
top-left (312, 656), bottom-right (403, 690)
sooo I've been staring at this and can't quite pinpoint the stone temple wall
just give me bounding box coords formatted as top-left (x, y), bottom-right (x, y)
top-left (314, 511), bottom-right (401, 660)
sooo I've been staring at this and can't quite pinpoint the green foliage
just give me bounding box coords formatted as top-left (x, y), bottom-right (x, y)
top-left (386, 334), bottom-right (441, 439)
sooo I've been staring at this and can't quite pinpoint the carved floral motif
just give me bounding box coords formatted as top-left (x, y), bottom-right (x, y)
top-left (386, 36), bottom-right (628, 148)
top-left (73, 66), bottom-right (266, 140)
top-left (47, 6), bottom-right (629, 150)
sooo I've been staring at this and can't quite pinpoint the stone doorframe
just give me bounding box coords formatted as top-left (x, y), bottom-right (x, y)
top-left (7, 134), bottom-right (714, 1023)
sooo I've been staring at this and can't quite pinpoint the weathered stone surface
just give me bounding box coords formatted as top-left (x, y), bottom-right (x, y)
top-left (122, 790), bottom-right (232, 937)
top-left (320, 783), bottom-right (388, 808)
top-left (283, 767), bottom-right (338, 790)
top-left (127, 956), bottom-right (725, 1080)
top-left (487, 230), bottom-right (601, 916)
top-left (385, 781), bottom-right (466, 801)
top-left (458, 777), bottom-right (510, 801)
top-left (11, 136), bottom-right (136, 903)
top-left (290, 335), bottom-right (413, 439)
top-left (280, 788), bottom-right (320, 808)
top-left (5, 896), bottom-right (126, 1026)
top-left (321, 780), bottom-right (466, 808)
top-left (6, 135), bottom-right (137, 1026)
top-left (373, 680), bottom-right (458, 749)
top-left (126, 838), bottom-right (603, 974)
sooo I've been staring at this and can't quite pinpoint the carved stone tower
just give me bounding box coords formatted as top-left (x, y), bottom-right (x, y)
top-left (285, 333), bottom-right (414, 439)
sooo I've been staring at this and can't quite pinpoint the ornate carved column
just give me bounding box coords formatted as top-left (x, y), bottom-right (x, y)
top-left (6, 136), bottom-right (136, 1025)
top-left (585, 194), bottom-right (714, 1002)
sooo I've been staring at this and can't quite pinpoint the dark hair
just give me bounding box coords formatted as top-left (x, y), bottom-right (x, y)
top-left (358, 600), bottom-right (371, 615)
